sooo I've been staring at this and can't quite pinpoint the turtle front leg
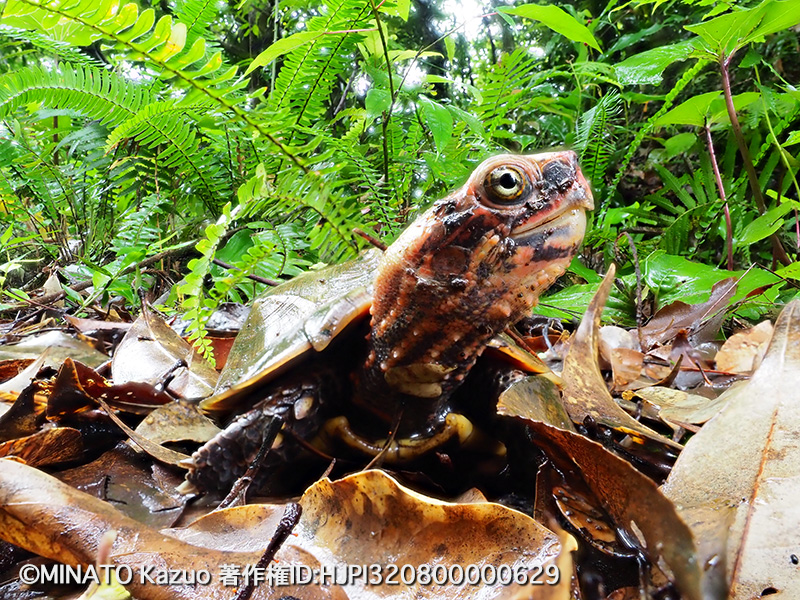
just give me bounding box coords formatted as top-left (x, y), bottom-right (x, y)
top-left (316, 413), bottom-right (506, 463)
top-left (182, 371), bottom-right (341, 495)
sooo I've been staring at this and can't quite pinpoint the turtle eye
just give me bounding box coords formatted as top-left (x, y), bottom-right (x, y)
top-left (484, 166), bottom-right (527, 205)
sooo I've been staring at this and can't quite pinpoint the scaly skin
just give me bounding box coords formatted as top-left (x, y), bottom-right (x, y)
top-left (358, 151), bottom-right (593, 434)
top-left (184, 151), bottom-right (593, 494)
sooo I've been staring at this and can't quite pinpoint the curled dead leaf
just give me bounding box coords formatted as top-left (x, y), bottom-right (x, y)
top-left (714, 320), bottom-right (773, 374)
top-left (560, 265), bottom-right (681, 450)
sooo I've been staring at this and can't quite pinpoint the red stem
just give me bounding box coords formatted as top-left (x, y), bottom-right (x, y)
top-left (720, 54), bottom-right (792, 266)
top-left (705, 125), bottom-right (734, 270)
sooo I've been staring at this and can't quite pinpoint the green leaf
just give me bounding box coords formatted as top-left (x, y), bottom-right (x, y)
top-left (656, 91), bottom-right (760, 127)
top-left (615, 39), bottom-right (699, 86)
top-left (444, 35), bottom-right (455, 62)
top-left (447, 105), bottom-right (486, 139)
top-left (388, 49), bottom-right (441, 61)
top-left (784, 130), bottom-right (800, 146)
top-left (534, 283), bottom-right (632, 323)
top-left (642, 251), bottom-right (779, 307)
top-left (380, 0), bottom-right (410, 21)
top-left (496, 10), bottom-right (515, 27)
top-left (418, 96), bottom-right (453, 152)
top-left (246, 31), bottom-right (323, 75)
top-left (736, 202), bottom-right (795, 248)
top-left (365, 88), bottom-right (391, 119)
top-left (499, 4), bottom-right (601, 51)
top-left (664, 132), bottom-right (697, 157)
top-left (685, 0), bottom-right (800, 55)
top-left (776, 262), bottom-right (800, 281)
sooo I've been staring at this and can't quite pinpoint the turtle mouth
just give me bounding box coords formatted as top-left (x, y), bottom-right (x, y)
top-left (510, 206), bottom-right (587, 242)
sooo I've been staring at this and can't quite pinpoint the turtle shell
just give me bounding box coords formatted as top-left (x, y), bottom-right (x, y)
top-left (200, 247), bottom-right (549, 415)
top-left (201, 249), bottom-right (382, 414)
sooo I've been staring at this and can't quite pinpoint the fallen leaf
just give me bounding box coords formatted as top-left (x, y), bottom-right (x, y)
top-left (134, 400), bottom-right (222, 446)
top-left (626, 385), bottom-right (733, 427)
top-left (640, 278), bottom-right (737, 350)
top-left (517, 420), bottom-right (703, 600)
top-left (560, 265), bottom-right (681, 450)
top-left (609, 348), bottom-right (645, 389)
top-left (0, 427), bottom-right (82, 466)
top-left (64, 314), bottom-right (133, 333)
top-left (598, 325), bottom-right (639, 366)
top-left (57, 444), bottom-right (187, 529)
top-left (112, 309), bottom-right (218, 400)
top-left (0, 462), bottom-right (572, 599)
top-left (0, 330), bottom-right (107, 367)
top-left (661, 299), bottom-right (800, 599)
top-left (496, 375), bottom-right (574, 431)
top-left (48, 359), bottom-right (173, 419)
top-left (714, 320), bottom-right (773, 374)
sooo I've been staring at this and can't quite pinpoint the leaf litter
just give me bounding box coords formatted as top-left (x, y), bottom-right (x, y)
top-left (0, 272), bottom-right (795, 599)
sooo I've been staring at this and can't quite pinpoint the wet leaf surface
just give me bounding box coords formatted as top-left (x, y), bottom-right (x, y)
top-left (560, 265), bottom-right (682, 450)
top-left (639, 278), bottom-right (737, 350)
top-left (0, 427), bottom-right (82, 466)
top-left (661, 299), bottom-right (800, 599)
top-left (1, 257), bottom-right (796, 600)
top-left (500, 408), bottom-right (703, 600)
top-left (0, 461), bottom-right (572, 600)
top-left (112, 309), bottom-right (218, 399)
top-left (626, 385), bottom-right (732, 427)
top-left (0, 331), bottom-right (108, 367)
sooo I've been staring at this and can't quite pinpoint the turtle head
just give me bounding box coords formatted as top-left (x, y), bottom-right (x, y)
top-left (366, 151), bottom-right (592, 406)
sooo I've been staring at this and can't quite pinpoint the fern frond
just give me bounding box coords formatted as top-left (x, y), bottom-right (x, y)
top-left (476, 49), bottom-right (544, 139)
top-left (0, 25), bottom-right (105, 67)
top-left (576, 92), bottom-right (623, 186)
top-left (4, 0), bottom-right (307, 169)
top-left (175, 0), bottom-right (221, 46)
top-left (240, 165), bottom-right (361, 261)
top-left (0, 65), bottom-right (151, 125)
top-left (267, 0), bottom-right (372, 134)
top-left (105, 99), bottom-right (216, 151)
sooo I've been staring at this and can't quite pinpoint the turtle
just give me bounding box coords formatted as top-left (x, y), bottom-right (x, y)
top-left (183, 151), bottom-right (594, 495)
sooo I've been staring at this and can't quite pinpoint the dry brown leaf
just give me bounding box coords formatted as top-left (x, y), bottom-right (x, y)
top-left (560, 265), bottom-right (681, 450)
top-left (112, 309), bottom-right (218, 399)
top-left (0, 426), bottom-right (82, 466)
top-left (0, 330), bottom-right (108, 366)
top-left (64, 314), bottom-right (133, 333)
top-left (516, 420), bottom-right (703, 600)
top-left (0, 461), bottom-right (572, 600)
top-left (627, 385), bottom-right (732, 427)
top-left (639, 278), bottom-right (737, 350)
top-left (661, 299), bottom-right (800, 600)
top-left (714, 320), bottom-right (773, 374)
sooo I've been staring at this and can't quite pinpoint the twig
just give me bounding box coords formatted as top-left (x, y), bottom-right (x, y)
top-left (232, 502), bottom-right (303, 600)
top-left (219, 416), bottom-right (284, 510)
top-left (704, 124), bottom-right (734, 270)
top-left (616, 232), bottom-right (644, 348)
top-left (353, 228), bottom-right (388, 251)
